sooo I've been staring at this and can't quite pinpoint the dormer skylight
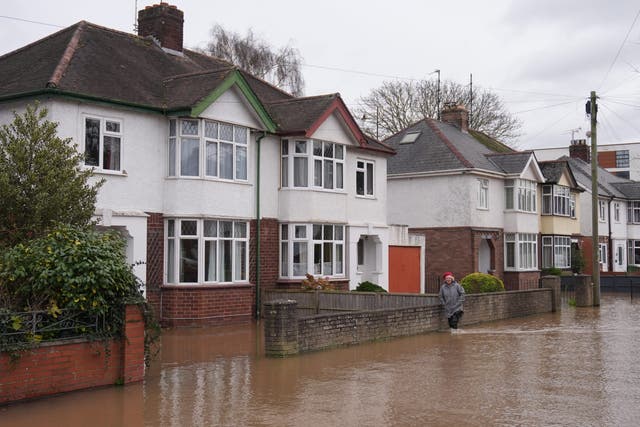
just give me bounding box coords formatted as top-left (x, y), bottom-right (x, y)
top-left (400, 131), bottom-right (421, 144)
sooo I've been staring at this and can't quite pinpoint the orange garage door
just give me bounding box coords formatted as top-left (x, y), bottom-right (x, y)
top-left (388, 246), bottom-right (421, 293)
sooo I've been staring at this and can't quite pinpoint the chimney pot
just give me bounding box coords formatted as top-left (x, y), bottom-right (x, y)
top-left (440, 104), bottom-right (469, 132)
top-left (569, 139), bottom-right (590, 162)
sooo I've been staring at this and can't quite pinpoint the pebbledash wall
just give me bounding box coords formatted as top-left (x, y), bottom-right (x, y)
top-left (264, 279), bottom-right (559, 357)
top-left (0, 305), bottom-right (145, 405)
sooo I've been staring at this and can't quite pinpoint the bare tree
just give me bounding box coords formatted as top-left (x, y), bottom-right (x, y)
top-left (203, 24), bottom-right (305, 96)
top-left (357, 80), bottom-right (521, 144)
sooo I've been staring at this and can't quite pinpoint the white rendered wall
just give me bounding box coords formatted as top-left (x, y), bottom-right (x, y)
top-left (348, 225), bottom-right (389, 290)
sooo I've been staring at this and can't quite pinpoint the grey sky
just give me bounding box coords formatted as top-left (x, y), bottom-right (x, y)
top-left (2, 0), bottom-right (640, 149)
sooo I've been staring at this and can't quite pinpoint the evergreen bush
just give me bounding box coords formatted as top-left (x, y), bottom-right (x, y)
top-left (460, 272), bottom-right (505, 294)
top-left (354, 281), bottom-right (387, 292)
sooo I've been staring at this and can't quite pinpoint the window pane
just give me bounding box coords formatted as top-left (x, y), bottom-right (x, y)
top-left (336, 244), bottom-right (343, 274)
top-left (181, 138), bottom-right (199, 176)
top-left (323, 242), bottom-right (333, 275)
top-left (103, 136), bottom-right (120, 170)
top-left (293, 242), bottom-right (307, 276)
top-left (235, 241), bottom-right (247, 280)
top-left (205, 121), bottom-right (218, 139)
top-left (314, 243), bottom-right (322, 274)
top-left (366, 163), bottom-right (374, 195)
top-left (295, 225), bottom-right (306, 238)
top-left (167, 239), bottom-right (175, 282)
top-left (234, 126), bottom-right (247, 144)
top-left (220, 142), bottom-right (234, 179)
top-left (84, 118), bottom-right (100, 166)
top-left (324, 225), bottom-right (333, 240)
top-left (168, 138), bottom-right (176, 176)
top-left (205, 240), bottom-right (217, 282)
top-left (324, 143), bottom-right (333, 158)
top-left (180, 239), bottom-right (198, 283)
top-left (335, 145), bottom-right (343, 159)
top-left (336, 163), bottom-right (343, 189)
top-left (294, 157), bottom-right (308, 187)
top-left (206, 141), bottom-right (218, 177)
top-left (234, 222), bottom-right (247, 238)
top-left (236, 146), bottom-right (247, 180)
top-left (313, 141), bottom-right (323, 156)
top-left (169, 119), bottom-right (176, 137)
top-left (313, 225), bottom-right (322, 240)
top-left (204, 220), bottom-right (217, 237)
top-left (356, 170), bottom-right (365, 195)
top-left (281, 224), bottom-right (288, 240)
top-left (220, 221), bottom-right (233, 238)
top-left (181, 120), bottom-right (198, 136)
top-left (335, 226), bottom-right (343, 241)
top-left (295, 141), bottom-right (307, 154)
top-left (167, 220), bottom-right (175, 237)
top-left (314, 159), bottom-right (322, 186)
top-left (505, 187), bottom-right (514, 209)
top-left (281, 139), bottom-right (289, 155)
top-left (281, 157), bottom-right (288, 187)
top-left (181, 220), bottom-right (197, 235)
top-left (220, 123), bottom-right (233, 141)
top-left (106, 121), bottom-right (120, 133)
top-left (281, 242), bottom-right (288, 276)
top-left (219, 240), bottom-right (232, 281)
top-left (324, 160), bottom-right (333, 189)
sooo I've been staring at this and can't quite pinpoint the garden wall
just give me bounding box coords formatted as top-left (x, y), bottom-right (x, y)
top-left (0, 305), bottom-right (145, 405)
top-left (264, 286), bottom-right (558, 357)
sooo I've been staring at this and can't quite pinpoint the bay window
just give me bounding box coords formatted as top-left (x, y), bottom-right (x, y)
top-left (628, 240), bottom-right (640, 265)
top-left (542, 185), bottom-right (571, 216)
top-left (168, 118), bottom-right (248, 181)
top-left (166, 219), bottom-right (248, 284)
top-left (628, 201), bottom-right (640, 223)
top-left (280, 223), bottom-right (345, 278)
top-left (542, 235), bottom-right (571, 269)
top-left (505, 233), bottom-right (537, 270)
top-left (281, 139), bottom-right (344, 190)
top-left (84, 116), bottom-right (122, 171)
top-left (505, 179), bottom-right (536, 212)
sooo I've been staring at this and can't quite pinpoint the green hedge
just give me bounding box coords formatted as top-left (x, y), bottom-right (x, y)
top-left (353, 281), bottom-right (387, 292)
top-left (460, 272), bottom-right (505, 294)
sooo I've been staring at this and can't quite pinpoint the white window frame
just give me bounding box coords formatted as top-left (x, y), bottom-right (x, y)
top-left (542, 236), bottom-right (553, 268)
top-left (598, 200), bottom-right (607, 222)
top-left (505, 179), bottom-right (537, 212)
top-left (614, 202), bottom-right (620, 223)
top-left (628, 240), bottom-right (640, 265)
top-left (356, 159), bottom-right (375, 197)
top-left (83, 115), bottom-right (123, 172)
top-left (279, 223), bottom-right (345, 278)
top-left (505, 233), bottom-right (538, 271)
top-left (281, 139), bottom-right (345, 191)
top-left (542, 185), bottom-right (571, 216)
top-left (554, 236), bottom-right (571, 269)
top-left (168, 118), bottom-right (248, 181)
top-left (477, 178), bottom-right (489, 210)
top-left (165, 218), bottom-right (249, 285)
top-left (628, 201), bottom-right (640, 224)
top-left (599, 243), bottom-right (608, 269)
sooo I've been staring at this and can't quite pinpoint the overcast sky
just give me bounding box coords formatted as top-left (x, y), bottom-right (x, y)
top-left (2, 0), bottom-right (640, 149)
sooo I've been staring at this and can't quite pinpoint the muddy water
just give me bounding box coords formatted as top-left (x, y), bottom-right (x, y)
top-left (2, 293), bottom-right (640, 426)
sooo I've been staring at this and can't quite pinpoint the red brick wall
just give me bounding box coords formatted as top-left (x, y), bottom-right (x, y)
top-left (503, 271), bottom-right (541, 291)
top-left (597, 151), bottom-right (616, 168)
top-left (251, 218), bottom-right (279, 296)
top-left (160, 285), bottom-right (254, 327)
top-left (145, 212), bottom-right (164, 316)
top-left (0, 305), bottom-right (145, 405)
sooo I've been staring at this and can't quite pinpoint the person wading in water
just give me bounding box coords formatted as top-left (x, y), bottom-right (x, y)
top-left (439, 272), bottom-right (465, 330)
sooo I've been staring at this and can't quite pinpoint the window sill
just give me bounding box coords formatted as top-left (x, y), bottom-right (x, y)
top-left (84, 167), bottom-right (127, 177)
top-left (278, 276), bottom-right (346, 282)
top-left (162, 282), bottom-right (252, 289)
top-left (165, 176), bottom-right (251, 185)
top-left (280, 187), bottom-right (347, 195)
top-left (504, 209), bottom-right (537, 214)
top-left (355, 195), bottom-right (377, 200)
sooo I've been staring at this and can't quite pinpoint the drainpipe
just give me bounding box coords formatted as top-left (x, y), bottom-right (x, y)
top-left (607, 196), bottom-right (614, 272)
top-left (255, 131), bottom-right (267, 319)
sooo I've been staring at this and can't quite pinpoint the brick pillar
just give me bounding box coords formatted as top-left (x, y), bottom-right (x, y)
top-left (145, 212), bottom-right (164, 318)
top-left (574, 274), bottom-right (594, 307)
top-left (263, 300), bottom-right (299, 357)
top-left (540, 275), bottom-right (561, 312)
top-left (122, 304), bottom-right (145, 383)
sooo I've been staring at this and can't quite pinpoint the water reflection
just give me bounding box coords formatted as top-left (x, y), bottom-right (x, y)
top-left (2, 293), bottom-right (640, 426)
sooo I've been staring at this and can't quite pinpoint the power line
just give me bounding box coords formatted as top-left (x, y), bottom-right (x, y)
top-left (0, 14), bottom-right (64, 28)
top-left (599, 102), bottom-right (640, 135)
top-left (519, 105), bottom-right (579, 145)
top-left (597, 6), bottom-right (640, 90)
top-left (513, 100), bottom-right (581, 115)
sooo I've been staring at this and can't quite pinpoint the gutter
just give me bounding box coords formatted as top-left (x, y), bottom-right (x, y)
top-left (255, 131), bottom-right (267, 318)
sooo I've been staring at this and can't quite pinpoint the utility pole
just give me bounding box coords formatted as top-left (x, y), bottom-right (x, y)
top-left (588, 90), bottom-right (601, 306)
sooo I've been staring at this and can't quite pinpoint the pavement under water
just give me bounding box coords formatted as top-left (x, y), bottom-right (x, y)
top-left (2, 292), bottom-right (640, 426)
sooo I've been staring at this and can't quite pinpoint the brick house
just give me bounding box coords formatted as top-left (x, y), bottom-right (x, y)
top-left (0, 3), bottom-right (394, 326)
top-left (385, 105), bottom-right (545, 291)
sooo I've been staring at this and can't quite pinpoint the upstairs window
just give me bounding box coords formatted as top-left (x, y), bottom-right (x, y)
top-left (542, 185), bottom-right (571, 216)
top-left (628, 201), bottom-right (640, 224)
top-left (505, 179), bottom-right (536, 212)
top-left (477, 179), bottom-right (489, 209)
top-left (281, 139), bottom-right (344, 191)
top-left (356, 159), bottom-right (375, 196)
top-left (614, 202), bottom-right (621, 222)
top-left (168, 119), bottom-right (248, 181)
top-left (84, 116), bottom-right (122, 171)
top-left (598, 200), bottom-right (607, 222)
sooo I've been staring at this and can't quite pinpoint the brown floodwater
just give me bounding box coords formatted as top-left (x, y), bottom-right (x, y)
top-left (2, 293), bottom-right (640, 426)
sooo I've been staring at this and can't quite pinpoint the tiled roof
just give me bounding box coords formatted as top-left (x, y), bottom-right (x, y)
top-left (563, 156), bottom-right (628, 197)
top-left (386, 119), bottom-right (520, 175)
top-left (267, 94), bottom-right (338, 133)
top-left (487, 152), bottom-right (534, 174)
top-left (539, 161), bottom-right (566, 184)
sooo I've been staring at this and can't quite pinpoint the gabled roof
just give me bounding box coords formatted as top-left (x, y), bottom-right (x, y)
top-left (385, 118), bottom-right (516, 175)
top-left (487, 151), bottom-right (536, 175)
top-left (0, 20), bottom-right (388, 153)
top-left (563, 156), bottom-right (630, 198)
top-left (266, 94), bottom-right (394, 154)
top-left (538, 159), bottom-right (581, 191)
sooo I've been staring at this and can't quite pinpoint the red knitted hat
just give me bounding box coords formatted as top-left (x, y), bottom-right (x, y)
top-left (443, 271), bottom-right (453, 279)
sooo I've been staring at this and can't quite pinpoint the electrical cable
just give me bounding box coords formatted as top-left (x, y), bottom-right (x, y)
top-left (597, 7), bottom-right (640, 90)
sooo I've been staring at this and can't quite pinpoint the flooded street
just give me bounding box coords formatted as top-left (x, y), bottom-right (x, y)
top-left (2, 293), bottom-right (640, 426)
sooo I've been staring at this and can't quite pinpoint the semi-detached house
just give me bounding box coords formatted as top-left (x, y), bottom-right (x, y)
top-left (0, 3), bottom-right (395, 326)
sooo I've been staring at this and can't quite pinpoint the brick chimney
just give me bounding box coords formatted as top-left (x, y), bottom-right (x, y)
top-left (441, 104), bottom-right (469, 132)
top-left (138, 3), bottom-right (184, 53)
top-left (569, 139), bottom-right (590, 162)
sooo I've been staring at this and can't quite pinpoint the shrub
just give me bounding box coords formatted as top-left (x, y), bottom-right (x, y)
top-left (541, 268), bottom-right (562, 276)
top-left (460, 272), bottom-right (505, 294)
top-left (354, 281), bottom-right (387, 292)
top-left (301, 274), bottom-right (336, 291)
top-left (0, 224), bottom-right (143, 330)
